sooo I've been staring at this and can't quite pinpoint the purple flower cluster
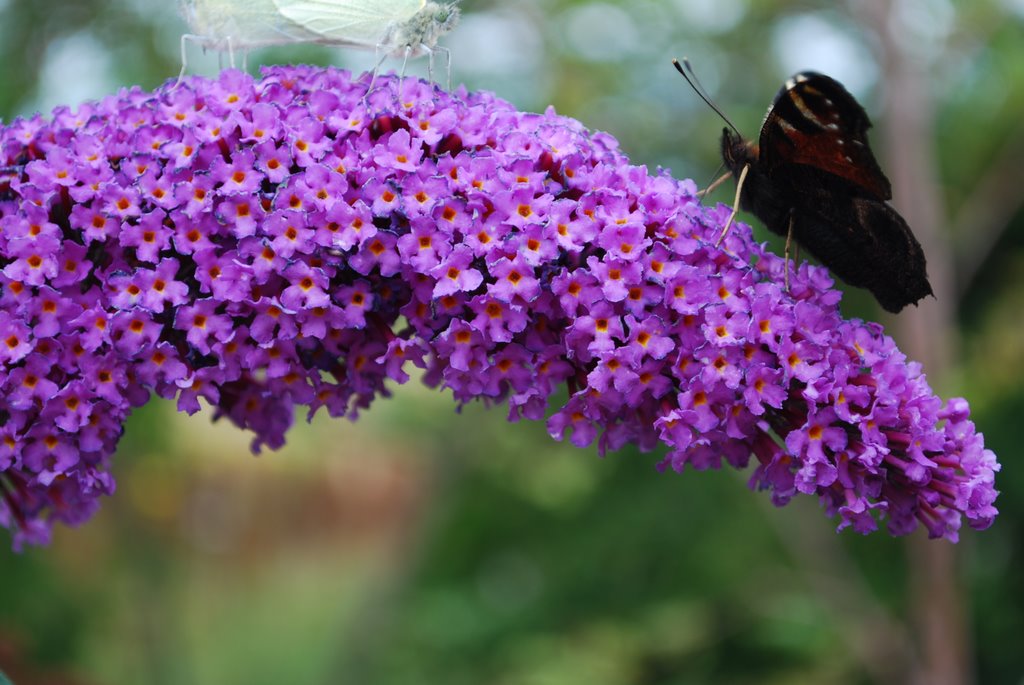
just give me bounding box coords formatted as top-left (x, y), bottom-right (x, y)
top-left (0, 66), bottom-right (998, 548)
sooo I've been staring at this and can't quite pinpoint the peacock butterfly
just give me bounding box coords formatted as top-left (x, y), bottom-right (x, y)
top-left (676, 62), bottom-right (933, 313)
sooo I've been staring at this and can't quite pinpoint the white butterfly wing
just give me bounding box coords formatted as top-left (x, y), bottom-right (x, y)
top-left (273, 0), bottom-right (427, 47)
top-left (182, 0), bottom-right (323, 48)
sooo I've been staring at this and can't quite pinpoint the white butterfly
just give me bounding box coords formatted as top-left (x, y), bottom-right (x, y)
top-left (179, 0), bottom-right (323, 52)
top-left (178, 0), bottom-right (460, 80)
top-left (275, 0), bottom-right (459, 56)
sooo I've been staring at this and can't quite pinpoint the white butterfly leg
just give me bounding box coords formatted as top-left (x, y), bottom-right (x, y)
top-left (436, 46), bottom-right (452, 90)
top-left (400, 45), bottom-right (412, 78)
top-left (365, 45), bottom-right (389, 97)
top-left (424, 45), bottom-right (436, 83)
top-left (177, 34), bottom-right (202, 85)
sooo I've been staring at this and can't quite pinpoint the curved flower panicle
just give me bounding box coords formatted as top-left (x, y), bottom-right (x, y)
top-left (0, 66), bottom-right (998, 548)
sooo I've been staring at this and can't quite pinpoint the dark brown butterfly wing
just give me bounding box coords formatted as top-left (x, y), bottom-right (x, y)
top-left (773, 166), bottom-right (933, 313)
top-left (757, 73), bottom-right (892, 200)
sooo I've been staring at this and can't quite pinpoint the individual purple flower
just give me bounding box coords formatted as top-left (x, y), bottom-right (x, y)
top-left (468, 295), bottom-right (528, 344)
top-left (265, 209), bottom-right (315, 258)
top-left (403, 175), bottom-right (450, 220)
top-left (0, 66), bottom-right (999, 551)
top-left (486, 254), bottom-right (541, 303)
top-left (100, 184), bottom-right (142, 220)
top-left (289, 117), bottom-right (331, 167)
top-left (118, 210), bottom-right (174, 262)
top-left (321, 200), bottom-right (376, 252)
top-left (210, 148), bottom-right (263, 196)
top-left (431, 245), bottom-right (483, 297)
top-left (238, 102), bottom-right (284, 144)
top-left (249, 299), bottom-right (296, 345)
top-left (281, 262), bottom-right (331, 310)
top-left (254, 140), bottom-right (292, 183)
top-left (139, 258), bottom-right (190, 311)
top-left (293, 164), bottom-right (348, 212)
top-left (173, 299), bottom-right (233, 355)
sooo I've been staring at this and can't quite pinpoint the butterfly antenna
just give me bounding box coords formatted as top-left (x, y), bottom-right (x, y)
top-left (672, 58), bottom-right (741, 137)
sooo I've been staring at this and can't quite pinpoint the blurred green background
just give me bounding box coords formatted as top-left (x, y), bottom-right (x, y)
top-left (1, 0), bottom-right (1022, 683)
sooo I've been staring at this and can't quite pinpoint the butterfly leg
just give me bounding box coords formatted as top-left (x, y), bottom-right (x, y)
top-left (425, 46), bottom-right (435, 83)
top-left (715, 163), bottom-right (749, 248)
top-left (364, 46), bottom-right (389, 101)
top-left (437, 46), bottom-right (453, 90)
top-left (177, 34), bottom-right (199, 86)
top-left (698, 170), bottom-right (732, 199)
top-left (401, 45), bottom-right (412, 78)
top-left (784, 212), bottom-right (794, 292)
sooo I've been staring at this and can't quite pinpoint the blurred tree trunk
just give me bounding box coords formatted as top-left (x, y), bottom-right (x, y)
top-left (854, 1), bottom-right (971, 684)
